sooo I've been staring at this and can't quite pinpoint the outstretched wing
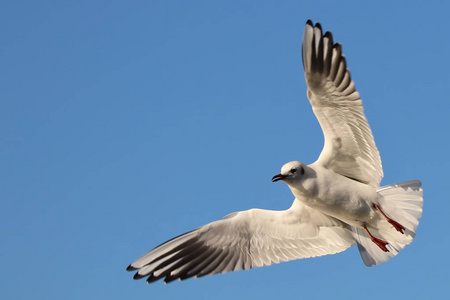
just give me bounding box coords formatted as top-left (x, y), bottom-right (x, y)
top-left (127, 200), bottom-right (355, 284)
top-left (302, 20), bottom-right (383, 187)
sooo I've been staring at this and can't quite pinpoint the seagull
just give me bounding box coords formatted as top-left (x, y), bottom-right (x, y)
top-left (126, 20), bottom-right (423, 284)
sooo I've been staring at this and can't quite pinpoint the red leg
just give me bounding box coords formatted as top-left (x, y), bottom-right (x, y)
top-left (363, 225), bottom-right (389, 252)
top-left (373, 204), bottom-right (405, 234)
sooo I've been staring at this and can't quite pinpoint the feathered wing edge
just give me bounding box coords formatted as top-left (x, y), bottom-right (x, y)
top-left (303, 20), bottom-right (383, 187)
top-left (126, 200), bottom-right (356, 284)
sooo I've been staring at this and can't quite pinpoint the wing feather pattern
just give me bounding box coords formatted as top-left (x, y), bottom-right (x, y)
top-left (127, 200), bottom-right (355, 283)
top-left (303, 20), bottom-right (383, 186)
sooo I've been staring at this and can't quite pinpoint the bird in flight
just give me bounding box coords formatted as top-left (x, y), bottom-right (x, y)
top-left (126, 20), bottom-right (423, 284)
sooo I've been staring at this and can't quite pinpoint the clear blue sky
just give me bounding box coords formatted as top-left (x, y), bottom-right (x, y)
top-left (2, 1), bottom-right (449, 299)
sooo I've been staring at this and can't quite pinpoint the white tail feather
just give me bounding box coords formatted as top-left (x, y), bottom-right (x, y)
top-left (353, 180), bottom-right (423, 266)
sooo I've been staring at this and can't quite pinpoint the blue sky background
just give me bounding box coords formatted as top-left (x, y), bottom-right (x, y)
top-left (2, 1), bottom-right (449, 299)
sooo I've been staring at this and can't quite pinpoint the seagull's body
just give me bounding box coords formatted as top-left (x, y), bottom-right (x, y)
top-left (282, 162), bottom-right (379, 226)
top-left (127, 20), bottom-right (423, 284)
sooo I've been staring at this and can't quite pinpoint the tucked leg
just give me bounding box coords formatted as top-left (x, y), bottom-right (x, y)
top-left (373, 204), bottom-right (405, 234)
top-left (363, 225), bottom-right (389, 252)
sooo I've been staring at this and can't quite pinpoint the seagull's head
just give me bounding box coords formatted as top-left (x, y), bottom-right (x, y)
top-left (272, 161), bottom-right (306, 183)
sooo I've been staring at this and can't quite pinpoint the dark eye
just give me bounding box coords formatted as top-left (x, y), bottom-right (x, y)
top-left (291, 168), bottom-right (297, 174)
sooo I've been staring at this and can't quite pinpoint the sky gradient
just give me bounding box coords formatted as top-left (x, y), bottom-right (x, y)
top-left (2, 1), bottom-right (449, 299)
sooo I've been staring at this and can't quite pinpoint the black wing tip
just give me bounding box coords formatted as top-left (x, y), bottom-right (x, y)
top-left (305, 19), bottom-right (322, 30)
top-left (305, 21), bottom-right (337, 48)
top-left (146, 274), bottom-right (162, 283)
top-left (324, 31), bottom-right (333, 40)
top-left (315, 22), bottom-right (322, 32)
top-left (333, 42), bottom-right (342, 52)
top-left (126, 264), bottom-right (138, 272)
top-left (163, 275), bottom-right (181, 284)
top-left (133, 272), bottom-right (148, 280)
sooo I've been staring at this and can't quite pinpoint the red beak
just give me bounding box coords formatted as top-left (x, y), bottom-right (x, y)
top-left (271, 174), bottom-right (286, 182)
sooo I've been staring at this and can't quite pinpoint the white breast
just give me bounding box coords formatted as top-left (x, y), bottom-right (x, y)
top-left (288, 163), bottom-right (379, 225)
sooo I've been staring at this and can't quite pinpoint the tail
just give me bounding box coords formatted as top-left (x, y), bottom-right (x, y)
top-left (353, 180), bottom-right (423, 266)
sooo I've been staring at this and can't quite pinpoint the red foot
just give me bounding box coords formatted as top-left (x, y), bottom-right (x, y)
top-left (373, 204), bottom-right (405, 234)
top-left (363, 225), bottom-right (389, 252)
top-left (387, 219), bottom-right (405, 233)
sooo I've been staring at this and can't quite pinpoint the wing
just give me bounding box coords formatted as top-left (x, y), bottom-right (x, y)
top-left (126, 200), bottom-right (355, 284)
top-left (302, 20), bottom-right (383, 187)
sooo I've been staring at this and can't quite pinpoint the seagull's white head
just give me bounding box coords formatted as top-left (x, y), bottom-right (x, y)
top-left (272, 161), bottom-right (306, 183)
